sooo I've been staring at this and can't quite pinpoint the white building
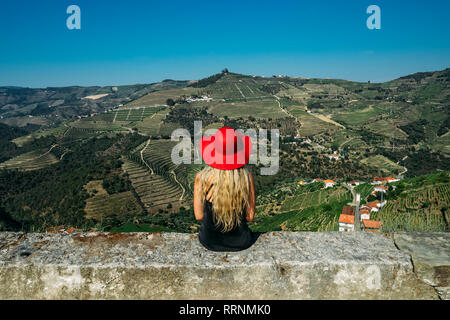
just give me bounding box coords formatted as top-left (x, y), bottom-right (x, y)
top-left (324, 180), bottom-right (336, 188)
top-left (339, 214), bottom-right (354, 232)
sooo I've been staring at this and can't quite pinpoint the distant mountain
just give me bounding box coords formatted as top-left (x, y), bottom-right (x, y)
top-left (0, 86), bottom-right (25, 89)
top-left (0, 80), bottom-right (191, 127)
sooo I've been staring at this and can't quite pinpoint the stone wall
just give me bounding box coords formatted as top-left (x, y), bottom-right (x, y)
top-left (0, 231), bottom-right (448, 300)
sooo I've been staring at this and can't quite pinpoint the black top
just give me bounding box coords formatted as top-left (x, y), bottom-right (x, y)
top-left (198, 199), bottom-right (258, 252)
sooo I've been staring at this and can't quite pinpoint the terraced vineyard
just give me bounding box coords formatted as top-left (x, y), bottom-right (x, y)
top-left (89, 112), bottom-right (116, 122)
top-left (134, 108), bottom-right (171, 136)
top-left (280, 186), bottom-right (351, 212)
top-left (141, 139), bottom-right (202, 198)
top-left (251, 182), bottom-right (352, 232)
top-left (252, 191), bottom-right (351, 232)
top-left (113, 106), bottom-right (165, 122)
top-left (251, 205), bottom-right (341, 232)
top-left (372, 183), bottom-right (449, 232)
top-left (0, 147), bottom-right (59, 171)
top-left (354, 183), bottom-right (375, 202)
top-left (84, 191), bottom-right (143, 220)
top-left (204, 75), bottom-right (269, 100)
top-left (62, 127), bottom-right (103, 140)
top-left (208, 98), bottom-right (286, 119)
top-left (122, 158), bottom-right (185, 213)
top-left (126, 87), bottom-right (198, 107)
top-left (70, 121), bottom-right (125, 132)
top-left (121, 138), bottom-right (204, 214)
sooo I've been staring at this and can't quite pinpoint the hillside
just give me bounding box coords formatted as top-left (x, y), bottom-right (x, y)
top-left (0, 80), bottom-right (191, 128)
top-left (0, 68), bottom-right (448, 233)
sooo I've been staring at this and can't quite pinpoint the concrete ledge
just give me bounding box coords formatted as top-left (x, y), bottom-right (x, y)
top-left (0, 231), bottom-right (445, 299)
top-left (393, 232), bottom-right (450, 300)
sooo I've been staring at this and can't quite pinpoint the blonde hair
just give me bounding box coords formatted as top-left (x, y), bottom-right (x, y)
top-left (197, 166), bottom-right (250, 232)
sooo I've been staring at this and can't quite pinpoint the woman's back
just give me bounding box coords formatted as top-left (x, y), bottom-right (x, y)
top-left (199, 197), bottom-right (256, 252)
top-left (194, 167), bottom-right (259, 252)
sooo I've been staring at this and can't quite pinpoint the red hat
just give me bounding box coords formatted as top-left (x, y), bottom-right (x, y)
top-left (200, 127), bottom-right (252, 170)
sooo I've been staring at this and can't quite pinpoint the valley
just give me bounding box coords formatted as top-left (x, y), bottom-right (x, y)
top-left (0, 69), bottom-right (448, 233)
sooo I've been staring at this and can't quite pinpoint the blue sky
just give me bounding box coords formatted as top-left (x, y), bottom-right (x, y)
top-left (0, 0), bottom-right (449, 87)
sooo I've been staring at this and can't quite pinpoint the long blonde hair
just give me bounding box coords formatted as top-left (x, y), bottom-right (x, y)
top-left (197, 166), bottom-right (250, 232)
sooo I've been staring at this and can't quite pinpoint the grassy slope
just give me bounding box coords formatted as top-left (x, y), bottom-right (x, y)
top-left (372, 171), bottom-right (449, 232)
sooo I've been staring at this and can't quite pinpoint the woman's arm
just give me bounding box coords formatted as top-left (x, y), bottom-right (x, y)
top-left (246, 172), bottom-right (255, 222)
top-left (193, 173), bottom-right (204, 221)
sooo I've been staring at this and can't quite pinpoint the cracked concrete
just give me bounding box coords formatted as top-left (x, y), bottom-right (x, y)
top-left (393, 232), bottom-right (450, 300)
top-left (0, 231), bottom-right (446, 299)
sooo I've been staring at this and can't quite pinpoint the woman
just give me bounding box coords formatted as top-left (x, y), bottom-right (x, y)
top-left (194, 127), bottom-right (259, 251)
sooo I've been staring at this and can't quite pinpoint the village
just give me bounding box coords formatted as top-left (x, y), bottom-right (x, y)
top-left (297, 175), bottom-right (402, 232)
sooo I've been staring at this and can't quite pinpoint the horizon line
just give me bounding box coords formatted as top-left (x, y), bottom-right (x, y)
top-left (1, 67), bottom-right (448, 89)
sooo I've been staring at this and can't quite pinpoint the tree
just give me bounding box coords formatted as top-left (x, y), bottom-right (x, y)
top-left (166, 98), bottom-right (175, 106)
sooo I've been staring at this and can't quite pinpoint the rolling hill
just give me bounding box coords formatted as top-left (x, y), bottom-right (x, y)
top-left (0, 68), bottom-right (448, 233)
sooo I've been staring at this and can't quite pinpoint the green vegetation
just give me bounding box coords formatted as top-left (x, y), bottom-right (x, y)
top-left (249, 181), bottom-right (351, 232)
top-left (0, 69), bottom-right (449, 233)
top-left (122, 158), bottom-right (184, 214)
top-left (112, 106), bottom-right (165, 122)
top-left (333, 105), bottom-right (387, 127)
top-left (372, 171), bottom-right (449, 232)
top-left (360, 155), bottom-right (404, 175)
top-left (0, 133), bottom-right (147, 232)
top-left (288, 107), bottom-right (338, 135)
top-left (354, 183), bottom-right (374, 203)
top-left (251, 184), bottom-right (351, 232)
top-left (0, 148), bottom-right (59, 171)
top-left (208, 99), bottom-right (285, 119)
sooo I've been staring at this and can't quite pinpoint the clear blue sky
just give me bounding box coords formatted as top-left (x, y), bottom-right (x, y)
top-left (0, 0), bottom-right (449, 87)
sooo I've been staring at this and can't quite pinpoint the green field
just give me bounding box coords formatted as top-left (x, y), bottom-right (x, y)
top-left (0, 147), bottom-right (59, 171)
top-left (372, 172), bottom-right (449, 232)
top-left (432, 132), bottom-right (450, 154)
top-left (70, 121), bottom-right (125, 131)
top-left (251, 197), bottom-right (350, 232)
top-left (288, 107), bottom-right (338, 135)
top-left (364, 119), bottom-right (408, 140)
top-left (205, 74), bottom-right (269, 100)
top-left (12, 123), bottom-right (68, 146)
top-left (126, 87), bottom-right (199, 107)
top-left (333, 105), bottom-right (387, 126)
top-left (134, 108), bottom-right (170, 136)
top-left (208, 98), bottom-right (286, 119)
top-left (113, 106), bottom-right (165, 122)
top-left (360, 155), bottom-right (405, 175)
top-left (251, 183), bottom-right (352, 232)
top-left (280, 186), bottom-right (351, 212)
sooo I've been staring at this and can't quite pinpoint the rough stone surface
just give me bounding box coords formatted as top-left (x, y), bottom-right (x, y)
top-left (0, 231), bottom-right (442, 300)
top-left (393, 232), bottom-right (450, 299)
